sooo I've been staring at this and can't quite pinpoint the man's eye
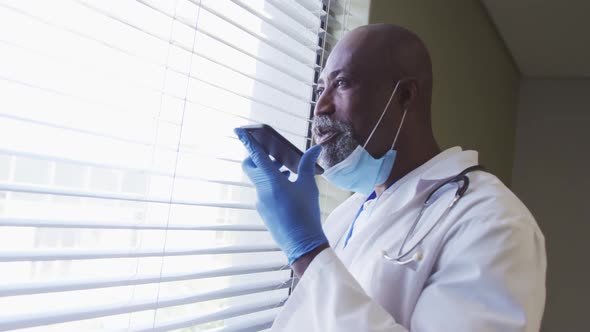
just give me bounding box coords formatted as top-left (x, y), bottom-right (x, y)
top-left (315, 88), bottom-right (324, 97)
top-left (336, 79), bottom-right (348, 87)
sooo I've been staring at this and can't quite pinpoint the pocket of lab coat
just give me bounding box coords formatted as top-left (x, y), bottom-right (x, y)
top-left (366, 245), bottom-right (425, 326)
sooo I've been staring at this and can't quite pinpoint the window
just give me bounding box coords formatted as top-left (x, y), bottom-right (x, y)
top-left (0, 0), bottom-right (351, 331)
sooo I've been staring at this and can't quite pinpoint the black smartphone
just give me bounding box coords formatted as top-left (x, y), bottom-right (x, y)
top-left (239, 124), bottom-right (324, 175)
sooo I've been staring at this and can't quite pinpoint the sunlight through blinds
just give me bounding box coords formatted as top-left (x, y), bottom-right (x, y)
top-left (0, 0), bottom-right (351, 330)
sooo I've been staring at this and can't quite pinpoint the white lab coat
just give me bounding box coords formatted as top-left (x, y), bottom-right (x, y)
top-left (272, 147), bottom-right (546, 331)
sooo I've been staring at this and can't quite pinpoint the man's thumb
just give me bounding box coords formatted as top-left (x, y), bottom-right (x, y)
top-left (297, 144), bottom-right (322, 177)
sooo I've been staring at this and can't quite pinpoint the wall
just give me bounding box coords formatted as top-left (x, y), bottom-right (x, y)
top-left (369, 0), bottom-right (520, 185)
top-left (512, 78), bottom-right (590, 332)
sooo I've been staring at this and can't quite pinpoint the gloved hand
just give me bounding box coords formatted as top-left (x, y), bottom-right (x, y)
top-left (234, 128), bottom-right (328, 265)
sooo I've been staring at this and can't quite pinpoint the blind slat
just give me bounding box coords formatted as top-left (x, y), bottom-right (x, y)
top-left (0, 280), bottom-right (291, 331)
top-left (0, 112), bottom-right (162, 151)
top-left (320, 29), bottom-right (339, 47)
top-left (0, 244), bottom-right (280, 262)
top-left (139, 0), bottom-right (316, 84)
top-left (132, 298), bottom-right (286, 332)
top-left (0, 182), bottom-right (256, 210)
top-left (0, 262), bottom-right (287, 297)
top-left (294, 0), bottom-right (325, 16)
top-left (270, 0), bottom-right (323, 29)
top-left (322, 0), bottom-right (348, 14)
top-left (230, 0), bottom-right (320, 50)
top-left (137, 0), bottom-right (318, 72)
top-left (0, 108), bottom-right (304, 162)
top-left (188, 0), bottom-right (318, 65)
top-left (186, 69), bottom-right (311, 121)
top-left (0, 110), bottom-right (251, 167)
top-left (208, 312), bottom-right (276, 332)
top-left (0, 35), bottom-right (314, 111)
top-left (0, 2), bottom-right (317, 107)
top-left (0, 218), bottom-right (266, 232)
top-left (0, 46), bottom-right (311, 124)
top-left (0, 73), bottom-right (308, 140)
top-left (70, 0), bottom-right (316, 105)
top-left (0, 148), bottom-right (254, 189)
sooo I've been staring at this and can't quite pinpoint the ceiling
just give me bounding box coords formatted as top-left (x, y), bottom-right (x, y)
top-left (481, 0), bottom-right (590, 78)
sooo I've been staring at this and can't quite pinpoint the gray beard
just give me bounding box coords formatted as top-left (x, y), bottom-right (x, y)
top-left (318, 130), bottom-right (358, 168)
top-left (312, 117), bottom-right (359, 169)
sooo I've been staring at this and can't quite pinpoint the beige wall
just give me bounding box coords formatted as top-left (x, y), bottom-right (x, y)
top-left (512, 78), bottom-right (590, 332)
top-left (369, 0), bottom-right (520, 185)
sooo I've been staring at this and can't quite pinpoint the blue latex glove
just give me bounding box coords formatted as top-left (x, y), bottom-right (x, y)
top-left (234, 128), bottom-right (328, 265)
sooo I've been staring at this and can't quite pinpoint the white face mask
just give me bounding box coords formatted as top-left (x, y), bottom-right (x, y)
top-left (322, 80), bottom-right (407, 195)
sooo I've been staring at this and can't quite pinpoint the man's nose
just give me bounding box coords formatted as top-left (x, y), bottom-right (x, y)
top-left (313, 90), bottom-right (335, 117)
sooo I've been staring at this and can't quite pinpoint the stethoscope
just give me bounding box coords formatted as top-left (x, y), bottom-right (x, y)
top-left (380, 165), bottom-right (485, 265)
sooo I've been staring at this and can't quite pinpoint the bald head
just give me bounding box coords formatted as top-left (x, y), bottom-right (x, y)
top-left (313, 24), bottom-right (440, 185)
top-left (330, 24), bottom-right (433, 110)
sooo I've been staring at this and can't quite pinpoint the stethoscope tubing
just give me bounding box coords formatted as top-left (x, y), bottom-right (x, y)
top-left (383, 165), bottom-right (485, 264)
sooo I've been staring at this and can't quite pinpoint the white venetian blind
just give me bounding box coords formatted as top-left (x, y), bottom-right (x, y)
top-left (0, 0), bottom-right (351, 331)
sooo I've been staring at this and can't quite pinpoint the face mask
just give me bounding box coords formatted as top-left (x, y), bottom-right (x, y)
top-left (322, 80), bottom-right (407, 195)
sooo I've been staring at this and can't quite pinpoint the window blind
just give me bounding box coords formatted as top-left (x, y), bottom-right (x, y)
top-left (0, 0), bottom-right (352, 331)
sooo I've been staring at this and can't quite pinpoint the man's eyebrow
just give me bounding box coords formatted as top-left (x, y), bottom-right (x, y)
top-left (317, 69), bottom-right (346, 85)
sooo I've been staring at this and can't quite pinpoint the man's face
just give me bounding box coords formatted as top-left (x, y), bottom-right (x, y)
top-left (312, 32), bottom-right (398, 168)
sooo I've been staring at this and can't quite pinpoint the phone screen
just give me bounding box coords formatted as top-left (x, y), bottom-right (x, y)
top-left (240, 124), bottom-right (324, 175)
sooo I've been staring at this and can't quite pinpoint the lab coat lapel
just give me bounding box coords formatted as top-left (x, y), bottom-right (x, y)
top-left (338, 147), bottom-right (477, 267)
top-left (374, 147), bottom-right (470, 217)
top-left (323, 193), bottom-right (365, 249)
top-left (323, 147), bottom-right (479, 263)
top-left (389, 148), bottom-right (480, 256)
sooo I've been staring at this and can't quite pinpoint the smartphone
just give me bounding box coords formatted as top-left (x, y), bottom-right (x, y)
top-left (239, 124), bottom-right (324, 175)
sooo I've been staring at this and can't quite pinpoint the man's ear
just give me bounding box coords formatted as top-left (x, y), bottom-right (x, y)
top-left (398, 79), bottom-right (419, 110)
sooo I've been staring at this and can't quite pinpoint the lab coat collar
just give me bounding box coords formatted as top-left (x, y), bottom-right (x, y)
top-left (373, 147), bottom-right (479, 214)
top-left (419, 147), bottom-right (478, 181)
top-left (384, 146), bottom-right (476, 192)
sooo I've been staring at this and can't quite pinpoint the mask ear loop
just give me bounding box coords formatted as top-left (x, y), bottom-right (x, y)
top-left (363, 80), bottom-right (403, 150)
top-left (390, 108), bottom-right (407, 150)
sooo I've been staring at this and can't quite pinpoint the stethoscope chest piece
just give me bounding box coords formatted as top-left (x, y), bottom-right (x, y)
top-left (381, 249), bottom-right (423, 265)
top-left (380, 250), bottom-right (424, 265)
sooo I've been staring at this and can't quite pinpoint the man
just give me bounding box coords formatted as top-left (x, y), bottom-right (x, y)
top-left (235, 24), bottom-right (546, 331)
